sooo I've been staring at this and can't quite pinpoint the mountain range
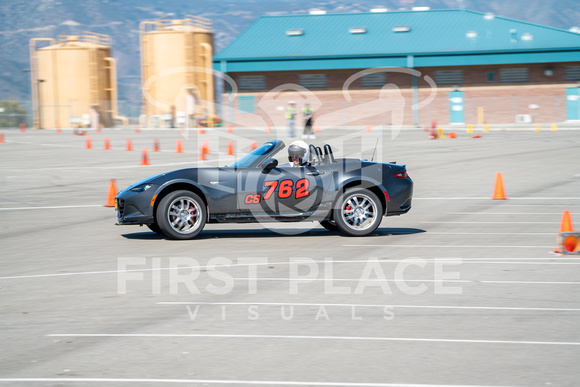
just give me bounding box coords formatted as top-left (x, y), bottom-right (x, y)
top-left (1, 0), bottom-right (579, 116)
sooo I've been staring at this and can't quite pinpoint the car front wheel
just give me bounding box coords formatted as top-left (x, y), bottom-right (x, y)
top-left (147, 223), bottom-right (162, 234)
top-left (333, 188), bottom-right (383, 236)
top-left (156, 190), bottom-right (206, 240)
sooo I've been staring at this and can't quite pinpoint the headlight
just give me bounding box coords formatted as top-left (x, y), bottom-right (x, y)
top-left (129, 183), bottom-right (153, 192)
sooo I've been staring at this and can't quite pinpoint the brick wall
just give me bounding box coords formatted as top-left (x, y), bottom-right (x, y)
top-left (220, 62), bottom-right (580, 127)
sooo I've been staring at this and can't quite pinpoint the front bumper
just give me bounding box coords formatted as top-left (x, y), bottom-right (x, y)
top-left (115, 190), bottom-right (156, 225)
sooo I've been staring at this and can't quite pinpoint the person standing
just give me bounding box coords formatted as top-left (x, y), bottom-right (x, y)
top-left (302, 103), bottom-right (314, 139)
top-left (286, 101), bottom-right (297, 137)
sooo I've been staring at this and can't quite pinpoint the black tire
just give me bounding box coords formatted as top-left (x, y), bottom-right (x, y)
top-left (319, 220), bottom-right (339, 231)
top-left (156, 190), bottom-right (206, 240)
top-left (333, 188), bottom-right (383, 236)
top-left (147, 223), bottom-right (162, 234)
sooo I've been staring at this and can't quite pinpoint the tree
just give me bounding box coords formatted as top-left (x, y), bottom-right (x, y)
top-left (0, 99), bottom-right (29, 128)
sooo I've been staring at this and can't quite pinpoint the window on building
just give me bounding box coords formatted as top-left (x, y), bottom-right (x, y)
top-left (487, 71), bottom-right (495, 82)
top-left (565, 66), bottom-right (580, 81)
top-left (299, 74), bottom-right (327, 89)
top-left (435, 70), bottom-right (464, 86)
top-left (499, 68), bottom-right (529, 83)
top-left (238, 76), bottom-right (266, 91)
top-left (360, 72), bottom-right (387, 88)
top-left (238, 96), bottom-right (255, 113)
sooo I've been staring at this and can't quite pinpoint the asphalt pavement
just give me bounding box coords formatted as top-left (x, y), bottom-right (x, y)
top-left (1, 125), bottom-right (580, 387)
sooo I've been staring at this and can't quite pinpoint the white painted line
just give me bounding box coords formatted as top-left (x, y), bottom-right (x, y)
top-left (46, 333), bottom-right (580, 346)
top-left (447, 261), bottom-right (580, 265)
top-left (414, 197), bottom-right (489, 200)
top-left (5, 140), bottom-right (199, 156)
top-left (479, 280), bottom-right (580, 284)
top-left (158, 301), bottom-right (580, 312)
top-left (421, 221), bottom-right (558, 224)
top-left (486, 198), bottom-right (580, 200)
top-left (0, 161), bottom-right (199, 172)
top-left (0, 378), bottom-right (512, 387)
top-left (414, 197), bottom-right (580, 200)
top-left (456, 257), bottom-right (580, 260)
top-left (342, 245), bottom-right (554, 248)
top-left (3, 258), bottom-right (580, 281)
top-left (0, 204), bottom-right (103, 211)
top-left (3, 140), bottom-right (79, 149)
top-left (426, 232), bottom-right (553, 235)
top-left (449, 213), bottom-right (559, 215)
top-left (235, 278), bottom-right (580, 285)
top-left (469, 204), bottom-right (580, 207)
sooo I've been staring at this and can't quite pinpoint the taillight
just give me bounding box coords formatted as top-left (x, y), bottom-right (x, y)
top-left (394, 170), bottom-right (408, 178)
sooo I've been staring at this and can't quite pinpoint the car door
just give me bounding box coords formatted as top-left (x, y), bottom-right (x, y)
top-left (237, 165), bottom-right (332, 217)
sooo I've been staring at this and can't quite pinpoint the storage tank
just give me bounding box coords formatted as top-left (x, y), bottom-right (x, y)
top-left (30, 33), bottom-right (124, 129)
top-left (140, 15), bottom-right (214, 128)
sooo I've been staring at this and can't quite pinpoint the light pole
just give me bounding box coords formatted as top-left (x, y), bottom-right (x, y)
top-left (37, 79), bottom-right (45, 129)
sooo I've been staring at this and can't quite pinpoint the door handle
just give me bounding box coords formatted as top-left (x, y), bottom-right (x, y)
top-left (307, 171), bottom-right (325, 176)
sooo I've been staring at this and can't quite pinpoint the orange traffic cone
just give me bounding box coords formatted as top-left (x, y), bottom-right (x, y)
top-left (314, 125), bottom-right (321, 134)
top-left (559, 211), bottom-right (574, 233)
top-left (104, 137), bottom-right (111, 150)
top-left (227, 125), bottom-right (234, 133)
top-left (366, 125), bottom-right (372, 133)
top-left (198, 145), bottom-right (206, 161)
top-left (492, 172), bottom-right (507, 200)
top-left (265, 125), bottom-right (271, 133)
top-left (175, 139), bottom-right (183, 153)
top-left (126, 138), bottom-right (133, 151)
top-left (555, 211), bottom-right (575, 253)
top-left (85, 136), bottom-right (92, 149)
top-left (104, 179), bottom-right (117, 207)
top-left (153, 139), bottom-right (160, 152)
top-left (197, 125), bottom-right (205, 135)
top-left (135, 125), bottom-right (140, 133)
top-left (56, 126), bottom-right (62, 133)
top-left (0, 131), bottom-right (4, 143)
top-left (227, 141), bottom-right (235, 156)
top-left (202, 140), bottom-right (210, 155)
top-left (19, 124), bottom-right (25, 133)
top-left (251, 141), bottom-right (257, 151)
top-left (140, 149), bottom-right (150, 165)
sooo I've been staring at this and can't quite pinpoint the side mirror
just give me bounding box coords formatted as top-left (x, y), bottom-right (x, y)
top-left (260, 158), bottom-right (278, 173)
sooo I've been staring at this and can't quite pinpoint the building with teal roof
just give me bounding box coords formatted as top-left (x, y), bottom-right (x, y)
top-left (213, 9), bottom-right (580, 127)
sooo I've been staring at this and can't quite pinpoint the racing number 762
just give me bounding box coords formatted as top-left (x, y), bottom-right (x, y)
top-left (244, 178), bottom-right (310, 204)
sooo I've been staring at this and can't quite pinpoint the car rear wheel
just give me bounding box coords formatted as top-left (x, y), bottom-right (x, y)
top-left (156, 190), bottom-right (206, 240)
top-left (333, 188), bottom-right (383, 236)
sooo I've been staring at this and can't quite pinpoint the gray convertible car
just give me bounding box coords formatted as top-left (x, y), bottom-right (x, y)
top-left (115, 140), bottom-right (413, 239)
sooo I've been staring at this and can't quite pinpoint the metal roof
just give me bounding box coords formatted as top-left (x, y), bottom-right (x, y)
top-left (213, 9), bottom-right (580, 71)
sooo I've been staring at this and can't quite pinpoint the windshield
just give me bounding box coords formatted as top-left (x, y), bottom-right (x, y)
top-left (228, 140), bottom-right (285, 169)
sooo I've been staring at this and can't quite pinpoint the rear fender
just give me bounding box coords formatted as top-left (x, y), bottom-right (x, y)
top-left (332, 178), bottom-right (388, 217)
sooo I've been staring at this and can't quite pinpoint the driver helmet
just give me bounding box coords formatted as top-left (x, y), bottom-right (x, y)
top-left (287, 140), bottom-right (310, 166)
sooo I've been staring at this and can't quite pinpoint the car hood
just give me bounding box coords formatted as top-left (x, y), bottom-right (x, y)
top-left (124, 172), bottom-right (168, 191)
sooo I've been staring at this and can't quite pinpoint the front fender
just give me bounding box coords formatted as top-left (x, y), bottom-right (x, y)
top-left (152, 179), bottom-right (211, 214)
